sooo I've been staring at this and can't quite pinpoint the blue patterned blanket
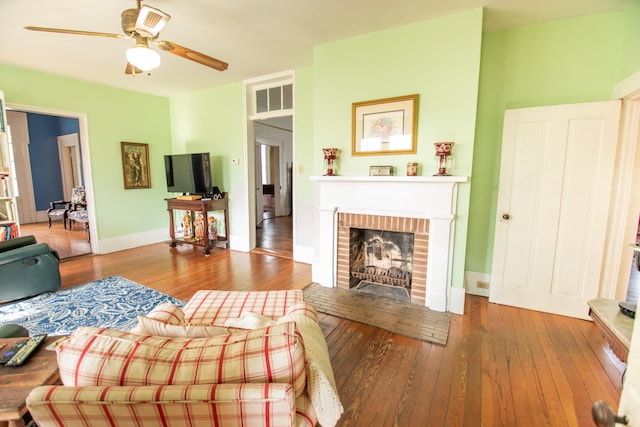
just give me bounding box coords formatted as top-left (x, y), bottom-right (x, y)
top-left (0, 276), bottom-right (184, 336)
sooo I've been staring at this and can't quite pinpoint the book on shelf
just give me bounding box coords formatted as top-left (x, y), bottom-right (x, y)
top-left (1, 175), bottom-right (8, 197)
top-left (0, 224), bottom-right (18, 241)
top-left (1, 200), bottom-right (14, 222)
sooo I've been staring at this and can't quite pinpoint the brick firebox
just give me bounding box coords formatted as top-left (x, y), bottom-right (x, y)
top-left (336, 213), bottom-right (429, 305)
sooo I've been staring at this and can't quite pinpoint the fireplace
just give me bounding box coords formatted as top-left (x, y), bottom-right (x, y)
top-left (338, 213), bottom-right (428, 304)
top-left (311, 175), bottom-right (467, 313)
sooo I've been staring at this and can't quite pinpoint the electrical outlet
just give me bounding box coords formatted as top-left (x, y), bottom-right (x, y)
top-left (477, 280), bottom-right (490, 289)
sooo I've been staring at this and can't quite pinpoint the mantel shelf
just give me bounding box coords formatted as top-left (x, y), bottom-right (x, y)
top-left (310, 175), bottom-right (468, 183)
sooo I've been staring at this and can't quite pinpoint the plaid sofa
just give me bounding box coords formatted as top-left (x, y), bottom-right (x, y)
top-left (26, 290), bottom-right (343, 427)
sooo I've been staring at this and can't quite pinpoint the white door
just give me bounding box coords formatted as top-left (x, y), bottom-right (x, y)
top-left (5, 111), bottom-right (37, 224)
top-left (254, 142), bottom-right (264, 226)
top-left (490, 101), bottom-right (621, 319)
top-left (57, 133), bottom-right (82, 200)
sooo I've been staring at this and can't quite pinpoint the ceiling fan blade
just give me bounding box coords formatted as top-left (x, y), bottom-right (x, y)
top-left (125, 62), bottom-right (145, 76)
top-left (25, 26), bottom-right (127, 39)
top-left (155, 40), bottom-right (228, 71)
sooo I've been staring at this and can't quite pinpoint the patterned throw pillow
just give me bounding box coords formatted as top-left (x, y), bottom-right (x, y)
top-left (131, 303), bottom-right (230, 337)
top-left (57, 323), bottom-right (307, 397)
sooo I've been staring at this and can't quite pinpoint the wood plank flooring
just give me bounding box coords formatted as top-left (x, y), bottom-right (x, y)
top-left (50, 242), bottom-right (625, 426)
top-left (254, 214), bottom-right (293, 258)
top-left (21, 222), bottom-right (91, 259)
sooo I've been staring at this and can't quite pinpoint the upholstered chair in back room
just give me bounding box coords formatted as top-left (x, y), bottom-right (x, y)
top-left (67, 186), bottom-right (89, 239)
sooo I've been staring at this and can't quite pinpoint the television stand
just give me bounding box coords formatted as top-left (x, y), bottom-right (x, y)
top-left (166, 196), bottom-right (229, 255)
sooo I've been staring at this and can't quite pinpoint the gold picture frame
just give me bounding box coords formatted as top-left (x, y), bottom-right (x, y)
top-left (121, 141), bottom-right (151, 189)
top-left (352, 94), bottom-right (419, 156)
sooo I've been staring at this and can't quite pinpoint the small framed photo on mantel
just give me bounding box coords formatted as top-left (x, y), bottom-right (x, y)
top-left (369, 165), bottom-right (394, 176)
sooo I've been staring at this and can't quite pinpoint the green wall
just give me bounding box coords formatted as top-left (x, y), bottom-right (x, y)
top-left (293, 67), bottom-right (316, 249)
top-left (617, 0), bottom-right (640, 82)
top-left (169, 83), bottom-right (245, 239)
top-left (0, 65), bottom-right (171, 240)
top-left (312, 8), bottom-right (483, 287)
top-left (467, 11), bottom-right (626, 274)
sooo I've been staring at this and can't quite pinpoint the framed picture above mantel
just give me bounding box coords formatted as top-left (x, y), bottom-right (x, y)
top-left (352, 94), bottom-right (419, 156)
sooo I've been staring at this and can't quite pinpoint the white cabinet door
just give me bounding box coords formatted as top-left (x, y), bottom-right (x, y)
top-left (490, 101), bottom-right (621, 319)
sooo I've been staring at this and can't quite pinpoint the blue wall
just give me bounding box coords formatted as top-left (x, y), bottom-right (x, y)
top-left (26, 113), bottom-right (80, 211)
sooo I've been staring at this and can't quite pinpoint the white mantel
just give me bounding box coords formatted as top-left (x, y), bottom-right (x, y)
top-left (310, 175), bottom-right (467, 313)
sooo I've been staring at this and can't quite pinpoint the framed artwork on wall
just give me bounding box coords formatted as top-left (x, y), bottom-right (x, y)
top-left (121, 141), bottom-right (151, 189)
top-left (352, 94), bottom-right (419, 156)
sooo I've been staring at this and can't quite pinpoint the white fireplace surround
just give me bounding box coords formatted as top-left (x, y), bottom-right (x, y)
top-left (311, 175), bottom-right (467, 313)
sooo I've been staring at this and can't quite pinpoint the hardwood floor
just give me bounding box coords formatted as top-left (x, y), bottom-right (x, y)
top-left (21, 221), bottom-right (90, 259)
top-left (56, 243), bottom-right (625, 426)
top-left (255, 214), bottom-right (293, 258)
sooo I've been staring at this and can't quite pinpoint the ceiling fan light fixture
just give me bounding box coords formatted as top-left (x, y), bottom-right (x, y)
top-left (126, 44), bottom-right (160, 71)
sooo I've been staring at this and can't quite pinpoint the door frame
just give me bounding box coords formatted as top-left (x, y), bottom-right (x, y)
top-left (5, 111), bottom-right (37, 224)
top-left (6, 103), bottom-right (97, 252)
top-left (603, 77), bottom-right (640, 300)
top-left (243, 71), bottom-right (295, 252)
top-left (57, 133), bottom-right (82, 201)
top-left (611, 70), bottom-right (640, 427)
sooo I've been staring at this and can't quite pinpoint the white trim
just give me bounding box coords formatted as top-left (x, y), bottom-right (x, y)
top-left (449, 286), bottom-right (466, 315)
top-left (5, 103), bottom-right (98, 252)
top-left (293, 244), bottom-right (314, 264)
top-left (465, 270), bottom-right (491, 297)
top-left (602, 80), bottom-right (640, 300)
top-left (97, 228), bottom-right (167, 254)
top-left (612, 70), bottom-right (640, 100)
top-left (243, 70), bottom-right (296, 253)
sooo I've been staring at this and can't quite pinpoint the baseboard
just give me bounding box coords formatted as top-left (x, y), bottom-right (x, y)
top-left (96, 228), bottom-right (168, 254)
top-left (449, 286), bottom-right (466, 315)
top-left (293, 245), bottom-right (313, 264)
top-left (465, 270), bottom-right (491, 297)
top-left (229, 234), bottom-right (250, 252)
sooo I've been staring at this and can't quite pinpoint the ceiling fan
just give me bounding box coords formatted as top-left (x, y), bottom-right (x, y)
top-left (25, 0), bottom-right (228, 75)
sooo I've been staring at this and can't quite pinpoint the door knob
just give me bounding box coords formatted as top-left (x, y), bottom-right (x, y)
top-left (502, 213), bottom-right (510, 220)
top-left (592, 400), bottom-right (628, 426)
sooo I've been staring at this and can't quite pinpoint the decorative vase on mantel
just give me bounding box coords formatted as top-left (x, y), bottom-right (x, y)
top-left (322, 148), bottom-right (339, 176)
top-left (433, 142), bottom-right (455, 176)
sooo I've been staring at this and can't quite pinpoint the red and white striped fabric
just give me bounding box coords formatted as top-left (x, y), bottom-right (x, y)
top-left (27, 383), bottom-right (317, 427)
top-left (183, 290), bottom-right (304, 324)
top-left (131, 303), bottom-right (230, 338)
top-left (57, 323), bottom-right (307, 397)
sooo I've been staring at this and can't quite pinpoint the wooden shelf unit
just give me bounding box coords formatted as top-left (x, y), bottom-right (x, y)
top-left (166, 196), bottom-right (229, 255)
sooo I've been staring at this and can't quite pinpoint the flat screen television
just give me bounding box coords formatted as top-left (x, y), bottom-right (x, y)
top-left (164, 152), bottom-right (212, 195)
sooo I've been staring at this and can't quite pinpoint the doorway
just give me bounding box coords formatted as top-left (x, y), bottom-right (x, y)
top-left (253, 116), bottom-right (293, 258)
top-left (244, 72), bottom-right (295, 259)
top-left (5, 105), bottom-right (95, 258)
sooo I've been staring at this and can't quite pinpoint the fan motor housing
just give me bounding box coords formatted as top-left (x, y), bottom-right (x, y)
top-left (121, 9), bottom-right (140, 36)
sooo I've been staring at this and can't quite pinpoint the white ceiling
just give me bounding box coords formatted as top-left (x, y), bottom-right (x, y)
top-left (0, 0), bottom-right (629, 97)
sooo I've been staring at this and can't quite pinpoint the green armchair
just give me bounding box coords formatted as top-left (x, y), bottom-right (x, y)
top-left (0, 235), bottom-right (61, 303)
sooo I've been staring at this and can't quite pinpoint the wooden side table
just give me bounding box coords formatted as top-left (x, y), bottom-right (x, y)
top-left (166, 196), bottom-right (230, 255)
top-left (0, 337), bottom-right (60, 427)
